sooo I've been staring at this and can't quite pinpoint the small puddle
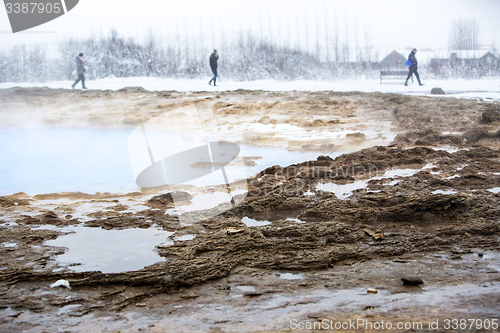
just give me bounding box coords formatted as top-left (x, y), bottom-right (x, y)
top-left (462, 251), bottom-right (500, 272)
top-left (236, 286), bottom-right (256, 293)
top-left (174, 234), bottom-right (196, 241)
top-left (166, 189), bottom-right (247, 214)
top-left (432, 190), bottom-right (458, 195)
top-left (487, 187), bottom-right (500, 194)
top-left (285, 217), bottom-right (304, 223)
top-left (316, 164), bottom-right (434, 199)
top-left (241, 217), bottom-right (271, 227)
top-left (316, 180), bottom-right (369, 200)
top-left (278, 273), bottom-right (305, 280)
top-left (45, 226), bottom-right (174, 273)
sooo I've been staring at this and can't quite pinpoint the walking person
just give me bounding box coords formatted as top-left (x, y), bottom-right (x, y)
top-left (405, 48), bottom-right (423, 86)
top-left (208, 50), bottom-right (218, 86)
top-left (71, 53), bottom-right (87, 89)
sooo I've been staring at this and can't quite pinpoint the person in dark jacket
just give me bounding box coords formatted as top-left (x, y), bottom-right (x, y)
top-left (405, 48), bottom-right (423, 86)
top-left (208, 50), bottom-right (218, 86)
top-left (71, 53), bottom-right (87, 89)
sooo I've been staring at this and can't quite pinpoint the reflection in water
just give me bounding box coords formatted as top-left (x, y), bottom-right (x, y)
top-left (45, 226), bottom-right (174, 273)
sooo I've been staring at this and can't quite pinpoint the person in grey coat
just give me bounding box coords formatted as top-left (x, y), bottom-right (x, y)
top-left (71, 53), bottom-right (87, 89)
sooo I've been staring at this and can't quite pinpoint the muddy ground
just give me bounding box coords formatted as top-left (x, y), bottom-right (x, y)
top-left (0, 87), bottom-right (500, 332)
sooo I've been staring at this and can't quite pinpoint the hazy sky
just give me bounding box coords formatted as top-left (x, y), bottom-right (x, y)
top-left (1, 0), bottom-right (499, 59)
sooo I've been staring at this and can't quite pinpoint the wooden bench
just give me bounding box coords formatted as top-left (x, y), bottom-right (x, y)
top-left (380, 71), bottom-right (413, 84)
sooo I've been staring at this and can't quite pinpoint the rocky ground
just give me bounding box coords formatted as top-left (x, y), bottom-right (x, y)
top-left (0, 87), bottom-right (500, 332)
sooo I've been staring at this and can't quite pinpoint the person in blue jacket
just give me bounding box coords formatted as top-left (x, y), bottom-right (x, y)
top-left (405, 48), bottom-right (423, 86)
top-left (208, 50), bottom-right (218, 86)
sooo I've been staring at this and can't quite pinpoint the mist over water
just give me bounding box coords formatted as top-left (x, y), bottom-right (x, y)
top-left (0, 127), bottom-right (340, 196)
top-left (0, 127), bottom-right (135, 195)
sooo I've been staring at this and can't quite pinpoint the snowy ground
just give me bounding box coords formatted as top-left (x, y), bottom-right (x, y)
top-left (1, 76), bottom-right (500, 101)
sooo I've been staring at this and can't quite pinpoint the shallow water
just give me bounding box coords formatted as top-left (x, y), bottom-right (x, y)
top-left (278, 272), bottom-right (305, 280)
top-left (241, 217), bottom-right (272, 227)
top-left (316, 164), bottom-right (434, 199)
top-left (432, 189), bottom-right (458, 195)
top-left (0, 128), bottom-right (134, 195)
top-left (0, 128), bottom-right (341, 196)
top-left (174, 234), bottom-right (196, 241)
top-left (44, 225), bottom-right (174, 273)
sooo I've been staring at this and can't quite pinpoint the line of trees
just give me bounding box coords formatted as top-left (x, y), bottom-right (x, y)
top-left (0, 15), bottom-right (498, 84)
top-left (0, 29), bottom-right (381, 83)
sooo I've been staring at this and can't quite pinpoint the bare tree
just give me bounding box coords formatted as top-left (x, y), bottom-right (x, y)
top-left (449, 17), bottom-right (479, 52)
top-left (267, 9), bottom-right (273, 51)
top-left (364, 19), bottom-right (371, 62)
top-left (304, 5), bottom-right (309, 53)
top-left (342, 9), bottom-right (350, 63)
top-left (323, 0), bottom-right (329, 62)
top-left (286, 13), bottom-right (291, 49)
top-left (258, 10), bottom-right (263, 43)
top-left (296, 14), bottom-right (301, 51)
top-left (277, 12), bottom-right (282, 49)
top-left (354, 15), bottom-right (360, 62)
top-left (333, 5), bottom-right (339, 62)
top-left (315, 5), bottom-right (321, 59)
top-left (183, 13), bottom-right (190, 65)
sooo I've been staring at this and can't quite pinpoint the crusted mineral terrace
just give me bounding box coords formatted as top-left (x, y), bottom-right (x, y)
top-left (0, 87), bottom-right (499, 332)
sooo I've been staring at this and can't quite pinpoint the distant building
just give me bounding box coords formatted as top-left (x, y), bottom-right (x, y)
top-left (430, 50), bottom-right (499, 77)
top-left (481, 52), bottom-right (500, 66)
top-left (379, 50), bottom-right (407, 68)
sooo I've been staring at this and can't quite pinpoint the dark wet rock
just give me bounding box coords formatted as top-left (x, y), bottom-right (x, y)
top-left (257, 165), bottom-right (283, 177)
top-left (0, 197), bottom-right (30, 207)
top-left (392, 129), bottom-right (464, 148)
top-left (415, 139), bottom-right (433, 146)
top-left (317, 155), bottom-right (334, 162)
top-left (117, 86), bottom-right (148, 93)
top-left (243, 292), bottom-right (263, 297)
top-left (481, 104), bottom-right (500, 123)
top-left (41, 211), bottom-right (62, 225)
top-left (346, 132), bottom-right (366, 139)
top-left (308, 312), bottom-right (329, 319)
top-left (106, 204), bottom-right (129, 211)
top-left (10, 86), bottom-right (53, 96)
top-left (463, 128), bottom-right (500, 144)
top-left (0, 228), bottom-right (59, 245)
top-left (401, 277), bottom-right (424, 285)
top-left (147, 191), bottom-right (193, 208)
top-left (16, 216), bottom-right (40, 225)
top-left (363, 228), bottom-right (375, 237)
top-left (85, 216), bottom-right (151, 230)
top-left (453, 146), bottom-right (499, 159)
top-left (431, 88), bottom-right (445, 95)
